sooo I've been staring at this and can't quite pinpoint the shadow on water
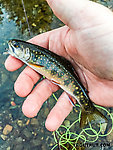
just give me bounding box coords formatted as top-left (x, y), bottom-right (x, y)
top-left (0, 0), bottom-right (113, 150)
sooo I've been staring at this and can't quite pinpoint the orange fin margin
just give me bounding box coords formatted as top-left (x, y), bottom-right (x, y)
top-left (51, 80), bottom-right (60, 85)
top-left (67, 94), bottom-right (76, 107)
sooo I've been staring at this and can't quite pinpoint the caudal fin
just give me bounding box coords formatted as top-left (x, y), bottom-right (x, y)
top-left (80, 108), bottom-right (108, 128)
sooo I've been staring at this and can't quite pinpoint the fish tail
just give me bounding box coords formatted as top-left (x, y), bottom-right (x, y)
top-left (80, 107), bottom-right (108, 128)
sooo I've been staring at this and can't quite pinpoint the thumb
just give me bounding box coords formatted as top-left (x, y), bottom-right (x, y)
top-left (46, 0), bottom-right (113, 30)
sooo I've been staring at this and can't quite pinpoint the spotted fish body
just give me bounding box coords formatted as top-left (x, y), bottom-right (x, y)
top-left (7, 39), bottom-right (107, 128)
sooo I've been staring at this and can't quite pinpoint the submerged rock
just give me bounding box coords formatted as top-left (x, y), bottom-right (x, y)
top-left (64, 120), bottom-right (71, 128)
top-left (31, 138), bottom-right (41, 146)
top-left (3, 124), bottom-right (13, 135)
top-left (23, 128), bottom-right (32, 139)
top-left (1, 72), bottom-right (8, 85)
top-left (106, 128), bottom-right (113, 145)
top-left (30, 118), bottom-right (39, 127)
top-left (44, 107), bottom-right (49, 116)
top-left (1, 134), bottom-right (7, 140)
top-left (14, 144), bottom-right (23, 150)
top-left (15, 137), bottom-right (23, 144)
top-left (100, 123), bottom-right (107, 134)
top-left (6, 147), bottom-right (11, 150)
top-left (17, 120), bottom-right (24, 127)
top-left (0, 126), bottom-right (3, 130)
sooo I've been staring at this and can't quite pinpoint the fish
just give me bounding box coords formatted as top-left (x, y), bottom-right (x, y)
top-left (7, 39), bottom-right (107, 128)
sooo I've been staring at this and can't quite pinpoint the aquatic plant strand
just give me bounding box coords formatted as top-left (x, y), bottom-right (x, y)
top-left (51, 94), bottom-right (113, 150)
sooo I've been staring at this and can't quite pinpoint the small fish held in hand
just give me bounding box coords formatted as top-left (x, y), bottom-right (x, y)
top-left (6, 39), bottom-right (108, 128)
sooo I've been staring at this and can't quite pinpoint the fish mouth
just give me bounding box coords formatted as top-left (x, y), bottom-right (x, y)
top-left (7, 40), bottom-right (16, 56)
top-left (7, 40), bottom-right (26, 60)
top-left (3, 40), bottom-right (14, 55)
top-left (8, 40), bottom-right (13, 49)
top-left (8, 40), bottom-right (13, 48)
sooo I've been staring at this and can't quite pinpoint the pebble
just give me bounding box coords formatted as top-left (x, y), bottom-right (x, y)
top-left (17, 120), bottom-right (24, 127)
top-left (14, 144), bottom-right (23, 150)
top-left (32, 23), bottom-right (37, 27)
top-left (1, 72), bottom-right (8, 84)
top-left (23, 128), bottom-right (32, 139)
top-left (106, 128), bottom-right (113, 145)
top-left (100, 123), bottom-right (107, 134)
top-left (3, 124), bottom-right (13, 135)
top-left (41, 144), bottom-right (47, 150)
top-left (12, 72), bottom-right (18, 81)
top-left (64, 120), bottom-right (71, 127)
top-left (67, 112), bottom-right (77, 121)
top-left (31, 139), bottom-right (41, 146)
top-left (1, 134), bottom-right (7, 140)
top-left (15, 137), bottom-right (23, 143)
top-left (26, 119), bottom-right (30, 125)
top-left (34, 4), bottom-right (39, 7)
top-left (30, 118), bottom-right (39, 126)
top-left (0, 126), bottom-right (3, 130)
top-left (44, 107), bottom-right (49, 116)
top-left (6, 147), bottom-right (11, 150)
top-left (11, 101), bottom-right (16, 106)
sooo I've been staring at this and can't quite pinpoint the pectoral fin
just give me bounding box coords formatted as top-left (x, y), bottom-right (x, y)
top-left (28, 63), bottom-right (44, 68)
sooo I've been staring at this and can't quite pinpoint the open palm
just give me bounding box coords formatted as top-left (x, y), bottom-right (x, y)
top-left (5, 0), bottom-right (113, 131)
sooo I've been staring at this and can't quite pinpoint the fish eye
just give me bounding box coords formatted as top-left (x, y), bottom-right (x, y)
top-left (14, 44), bottom-right (19, 48)
top-left (15, 45), bottom-right (19, 48)
top-left (12, 41), bottom-right (20, 48)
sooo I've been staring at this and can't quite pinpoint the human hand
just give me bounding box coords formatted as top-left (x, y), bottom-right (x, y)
top-left (5, 0), bottom-right (113, 131)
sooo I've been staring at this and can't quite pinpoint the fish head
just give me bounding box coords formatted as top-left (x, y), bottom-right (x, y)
top-left (8, 39), bottom-right (31, 61)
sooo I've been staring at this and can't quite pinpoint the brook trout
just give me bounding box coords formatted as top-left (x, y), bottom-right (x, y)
top-left (7, 39), bottom-right (107, 128)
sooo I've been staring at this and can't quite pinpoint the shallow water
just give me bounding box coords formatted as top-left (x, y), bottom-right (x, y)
top-left (0, 0), bottom-right (113, 150)
top-left (0, 0), bottom-right (64, 149)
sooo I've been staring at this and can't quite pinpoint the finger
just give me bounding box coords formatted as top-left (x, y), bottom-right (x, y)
top-left (5, 55), bottom-right (24, 71)
top-left (14, 66), bottom-right (41, 97)
top-left (45, 92), bottom-right (73, 131)
top-left (46, 0), bottom-right (113, 30)
top-left (22, 79), bottom-right (59, 117)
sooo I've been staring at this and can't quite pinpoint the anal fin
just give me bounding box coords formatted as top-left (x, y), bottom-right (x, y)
top-left (66, 93), bottom-right (76, 107)
top-left (51, 80), bottom-right (60, 86)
